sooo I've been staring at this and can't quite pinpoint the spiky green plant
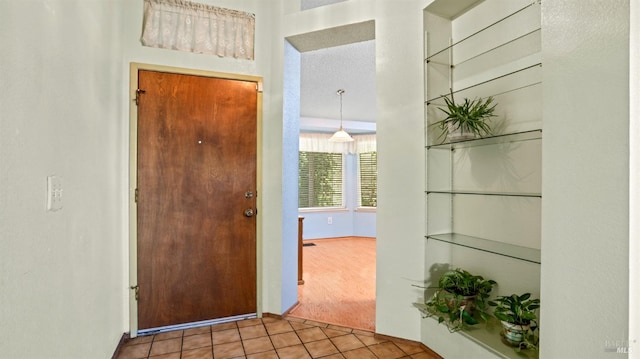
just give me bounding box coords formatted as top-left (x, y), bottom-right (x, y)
top-left (432, 89), bottom-right (496, 141)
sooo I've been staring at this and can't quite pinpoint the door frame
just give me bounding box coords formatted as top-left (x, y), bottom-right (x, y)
top-left (128, 62), bottom-right (263, 337)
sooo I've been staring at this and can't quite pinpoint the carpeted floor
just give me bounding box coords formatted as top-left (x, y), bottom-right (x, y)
top-left (289, 237), bottom-right (376, 332)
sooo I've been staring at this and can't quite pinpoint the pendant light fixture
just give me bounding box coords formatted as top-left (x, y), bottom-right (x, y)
top-left (329, 89), bottom-right (354, 142)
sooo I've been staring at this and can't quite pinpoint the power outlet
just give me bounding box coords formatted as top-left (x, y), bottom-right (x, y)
top-left (47, 176), bottom-right (63, 211)
top-left (327, 216), bottom-right (333, 225)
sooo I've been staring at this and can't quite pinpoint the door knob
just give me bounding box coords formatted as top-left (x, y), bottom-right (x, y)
top-left (244, 208), bottom-right (255, 217)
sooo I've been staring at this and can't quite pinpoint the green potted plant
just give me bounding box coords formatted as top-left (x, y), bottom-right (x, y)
top-left (489, 293), bottom-right (540, 350)
top-left (422, 268), bottom-right (497, 332)
top-left (432, 88), bottom-right (496, 142)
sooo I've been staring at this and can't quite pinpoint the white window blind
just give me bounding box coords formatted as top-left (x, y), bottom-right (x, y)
top-left (141, 0), bottom-right (255, 59)
top-left (299, 152), bottom-right (343, 208)
top-left (358, 152), bottom-right (377, 207)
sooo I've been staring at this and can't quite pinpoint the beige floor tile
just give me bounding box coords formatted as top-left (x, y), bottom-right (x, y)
top-left (211, 322), bottom-right (237, 332)
top-left (181, 347), bottom-right (213, 359)
top-left (149, 338), bottom-right (182, 356)
top-left (394, 340), bottom-right (425, 355)
top-left (237, 318), bottom-right (263, 328)
top-left (296, 327), bottom-right (328, 343)
top-left (352, 329), bottom-right (374, 336)
top-left (243, 336), bottom-right (274, 354)
top-left (322, 327), bottom-right (350, 338)
top-left (113, 316), bottom-right (442, 359)
top-left (270, 332), bottom-right (302, 349)
top-left (211, 328), bottom-right (241, 345)
top-left (213, 341), bottom-right (245, 359)
top-left (276, 344), bottom-right (312, 359)
top-left (182, 333), bottom-right (212, 350)
top-left (330, 334), bottom-right (365, 352)
top-left (154, 331), bottom-right (183, 341)
top-left (148, 352), bottom-right (180, 359)
top-left (125, 335), bottom-right (154, 345)
top-left (246, 350), bottom-right (279, 359)
top-left (327, 324), bottom-right (352, 333)
top-left (117, 342), bottom-right (151, 359)
top-left (368, 342), bottom-right (407, 359)
top-left (356, 333), bottom-right (387, 346)
top-left (289, 321), bottom-right (314, 331)
top-left (320, 354), bottom-right (345, 359)
top-left (184, 326), bottom-right (211, 337)
top-left (341, 347), bottom-right (377, 359)
top-left (304, 338), bottom-right (340, 358)
top-left (264, 320), bottom-right (294, 335)
top-left (303, 320), bottom-right (329, 328)
top-left (239, 323), bottom-right (268, 340)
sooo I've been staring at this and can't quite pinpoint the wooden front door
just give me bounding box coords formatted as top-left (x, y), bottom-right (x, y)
top-left (136, 70), bottom-right (258, 330)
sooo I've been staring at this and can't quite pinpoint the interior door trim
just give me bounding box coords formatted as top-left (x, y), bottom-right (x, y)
top-left (128, 62), bottom-right (263, 338)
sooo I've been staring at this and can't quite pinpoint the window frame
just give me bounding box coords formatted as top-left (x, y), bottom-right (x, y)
top-left (298, 151), bottom-right (347, 211)
top-left (357, 151), bottom-right (377, 210)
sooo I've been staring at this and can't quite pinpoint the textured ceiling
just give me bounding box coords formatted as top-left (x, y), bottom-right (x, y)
top-left (289, 3), bottom-right (376, 132)
top-left (300, 40), bottom-right (376, 126)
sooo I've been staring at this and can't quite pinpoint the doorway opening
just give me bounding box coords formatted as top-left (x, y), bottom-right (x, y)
top-left (283, 21), bottom-right (377, 332)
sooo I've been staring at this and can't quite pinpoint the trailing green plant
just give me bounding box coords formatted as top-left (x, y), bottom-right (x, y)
top-left (431, 88), bottom-right (496, 141)
top-left (423, 269), bottom-right (497, 332)
top-left (489, 293), bottom-right (540, 351)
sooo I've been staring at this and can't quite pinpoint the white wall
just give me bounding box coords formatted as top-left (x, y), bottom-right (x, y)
top-left (283, 0), bottom-right (426, 341)
top-left (630, 0), bottom-right (640, 357)
top-left (541, 0), bottom-right (630, 357)
top-left (282, 40), bottom-right (302, 313)
top-left (120, 0), bottom-right (290, 317)
top-left (3, 1), bottom-right (632, 357)
top-left (0, 1), bottom-right (126, 357)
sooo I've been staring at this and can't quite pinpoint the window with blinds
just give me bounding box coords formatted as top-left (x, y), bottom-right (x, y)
top-left (359, 151), bottom-right (377, 207)
top-left (298, 151), bottom-right (343, 208)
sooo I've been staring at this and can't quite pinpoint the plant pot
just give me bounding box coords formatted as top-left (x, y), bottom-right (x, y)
top-left (500, 321), bottom-right (530, 346)
top-left (446, 123), bottom-right (476, 142)
top-left (444, 292), bottom-right (477, 314)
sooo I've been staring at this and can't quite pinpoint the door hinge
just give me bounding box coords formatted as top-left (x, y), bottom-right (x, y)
top-left (135, 188), bottom-right (138, 203)
top-left (130, 285), bottom-right (139, 301)
top-left (135, 89), bottom-right (146, 105)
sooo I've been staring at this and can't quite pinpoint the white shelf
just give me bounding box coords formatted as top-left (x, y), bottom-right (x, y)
top-left (414, 303), bottom-right (538, 359)
top-left (422, 0), bottom-right (542, 357)
top-left (426, 129), bottom-right (541, 150)
top-left (426, 233), bottom-right (541, 264)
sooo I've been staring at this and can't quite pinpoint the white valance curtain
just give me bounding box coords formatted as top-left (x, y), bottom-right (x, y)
top-left (299, 133), bottom-right (376, 154)
top-left (141, 0), bottom-right (255, 60)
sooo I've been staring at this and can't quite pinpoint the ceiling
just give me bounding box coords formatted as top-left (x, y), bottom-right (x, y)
top-left (300, 40), bottom-right (376, 127)
top-left (289, 12), bottom-right (377, 134)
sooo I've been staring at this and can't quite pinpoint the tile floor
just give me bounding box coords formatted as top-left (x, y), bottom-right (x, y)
top-left (115, 316), bottom-right (442, 359)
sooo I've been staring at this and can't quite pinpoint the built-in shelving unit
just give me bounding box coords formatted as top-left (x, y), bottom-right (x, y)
top-left (426, 233), bottom-right (540, 264)
top-left (421, 0), bottom-right (542, 358)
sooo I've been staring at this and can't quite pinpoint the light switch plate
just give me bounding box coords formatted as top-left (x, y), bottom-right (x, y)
top-left (47, 176), bottom-right (63, 211)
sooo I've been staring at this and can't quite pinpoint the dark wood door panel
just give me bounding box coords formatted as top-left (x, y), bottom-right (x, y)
top-left (137, 70), bottom-right (257, 329)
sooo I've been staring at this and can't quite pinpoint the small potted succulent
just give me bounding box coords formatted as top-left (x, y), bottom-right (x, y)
top-left (431, 88), bottom-right (496, 142)
top-left (489, 293), bottom-right (540, 350)
top-left (422, 268), bottom-right (497, 332)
